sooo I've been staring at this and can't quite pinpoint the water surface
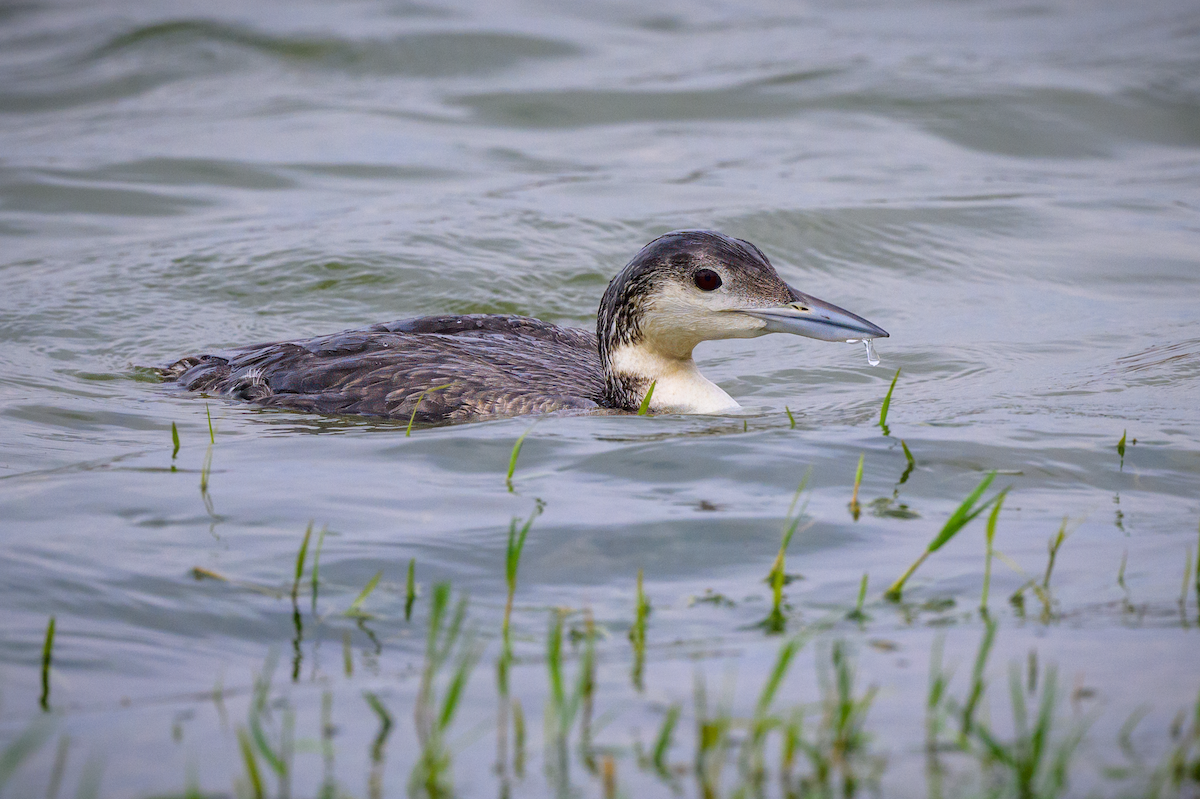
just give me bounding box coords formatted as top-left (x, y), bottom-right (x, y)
top-left (2, 0), bottom-right (1199, 796)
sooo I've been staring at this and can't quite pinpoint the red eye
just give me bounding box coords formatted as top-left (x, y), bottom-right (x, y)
top-left (693, 269), bottom-right (722, 291)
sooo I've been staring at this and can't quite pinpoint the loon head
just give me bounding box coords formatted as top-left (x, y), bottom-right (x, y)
top-left (597, 230), bottom-right (889, 414)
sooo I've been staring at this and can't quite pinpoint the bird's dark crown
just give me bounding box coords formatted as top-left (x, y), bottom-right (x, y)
top-left (596, 229), bottom-right (791, 361)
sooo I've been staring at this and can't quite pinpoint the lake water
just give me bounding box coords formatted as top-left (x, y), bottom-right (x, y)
top-left (2, 0), bottom-right (1199, 797)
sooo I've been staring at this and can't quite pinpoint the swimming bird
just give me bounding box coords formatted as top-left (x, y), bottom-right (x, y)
top-left (161, 230), bottom-right (888, 423)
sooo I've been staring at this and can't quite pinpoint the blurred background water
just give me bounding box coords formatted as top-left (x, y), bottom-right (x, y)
top-left (2, 0), bottom-right (1199, 796)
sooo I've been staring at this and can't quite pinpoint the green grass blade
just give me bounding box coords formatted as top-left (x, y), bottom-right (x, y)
top-left (928, 471), bottom-right (998, 552)
top-left (847, 572), bottom-right (870, 621)
top-left (505, 422), bottom-right (536, 492)
top-left (439, 641), bottom-right (479, 733)
top-left (171, 422), bottom-right (180, 459)
top-left (405, 383), bottom-right (453, 437)
top-left (345, 570), bottom-right (383, 617)
top-left (899, 440), bottom-right (915, 485)
top-left (652, 704), bottom-right (681, 772)
top-left (637, 381), bottom-right (656, 415)
top-left (0, 719), bottom-right (54, 789)
top-left (237, 727), bottom-right (264, 799)
top-left (39, 616), bottom-right (55, 711)
top-left (363, 692), bottom-right (393, 763)
top-left (756, 638), bottom-right (802, 716)
top-left (879, 367), bottom-right (900, 433)
top-left (205, 404), bottom-right (215, 444)
top-left (785, 406), bottom-right (796, 429)
top-left (292, 523), bottom-right (312, 605)
top-left (405, 558), bottom-right (417, 622)
top-left (886, 472), bottom-right (1000, 601)
top-left (311, 526), bottom-right (327, 615)
top-left (1117, 429), bottom-right (1126, 461)
top-left (849, 454), bottom-right (865, 520)
top-left (980, 489), bottom-right (1008, 612)
top-left (960, 614), bottom-right (997, 740)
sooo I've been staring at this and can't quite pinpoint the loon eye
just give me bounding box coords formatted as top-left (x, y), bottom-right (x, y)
top-left (693, 269), bottom-right (722, 292)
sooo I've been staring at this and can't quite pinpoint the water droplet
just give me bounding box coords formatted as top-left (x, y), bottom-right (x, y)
top-left (846, 338), bottom-right (880, 366)
top-left (864, 339), bottom-right (880, 366)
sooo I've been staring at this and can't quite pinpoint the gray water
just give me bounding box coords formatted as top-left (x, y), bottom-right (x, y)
top-left (2, 0), bottom-right (1199, 796)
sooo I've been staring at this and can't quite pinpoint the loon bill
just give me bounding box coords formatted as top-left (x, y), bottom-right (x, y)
top-left (161, 230), bottom-right (889, 423)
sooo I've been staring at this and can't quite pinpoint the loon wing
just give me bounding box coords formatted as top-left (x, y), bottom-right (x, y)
top-left (166, 315), bottom-right (605, 422)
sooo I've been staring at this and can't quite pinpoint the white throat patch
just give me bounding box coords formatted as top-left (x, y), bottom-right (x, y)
top-left (608, 344), bottom-right (740, 414)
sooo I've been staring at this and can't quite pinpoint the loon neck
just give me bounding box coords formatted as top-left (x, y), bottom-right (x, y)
top-left (604, 342), bottom-right (740, 414)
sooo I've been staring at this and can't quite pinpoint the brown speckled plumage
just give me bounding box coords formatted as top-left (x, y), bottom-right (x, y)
top-left (164, 315), bottom-right (606, 423)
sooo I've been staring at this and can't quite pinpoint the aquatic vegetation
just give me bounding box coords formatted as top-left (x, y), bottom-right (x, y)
top-left (899, 439), bottom-right (916, 485)
top-left (498, 503), bottom-right (540, 779)
top-left (363, 691), bottom-right (392, 799)
top-left (170, 421), bottom-right (180, 462)
top-left (848, 454), bottom-right (864, 521)
top-left (738, 637), bottom-right (802, 791)
top-left (763, 474), bottom-right (810, 632)
top-left (846, 573), bottom-right (870, 622)
top-left (637, 380), bottom-right (656, 415)
top-left (651, 703), bottom-right (681, 777)
top-left (12, 434), bottom-right (1200, 799)
top-left (406, 383), bottom-right (453, 437)
top-left (411, 583), bottom-right (477, 799)
top-left (971, 662), bottom-right (1087, 799)
top-left (630, 569), bottom-right (650, 689)
top-left (291, 522), bottom-right (312, 606)
top-left (344, 570), bottom-right (382, 619)
top-left (785, 405), bottom-right (797, 429)
top-left (885, 471), bottom-right (1001, 602)
top-left (879, 367), bottom-right (900, 435)
top-left (506, 422), bottom-right (536, 492)
top-left (311, 525), bottom-right (327, 615)
top-left (39, 615), bottom-right (54, 712)
top-left (405, 557), bottom-right (417, 622)
top-left (980, 489), bottom-right (1008, 613)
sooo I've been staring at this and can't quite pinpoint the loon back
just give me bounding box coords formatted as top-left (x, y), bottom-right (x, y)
top-left (164, 315), bottom-right (605, 423)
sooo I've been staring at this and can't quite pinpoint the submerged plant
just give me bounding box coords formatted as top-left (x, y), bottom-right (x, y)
top-left (505, 422), bottom-right (539, 492)
top-left (40, 615), bottom-right (55, 712)
top-left (405, 558), bottom-right (417, 622)
top-left (761, 472), bottom-right (811, 632)
top-left (980, 489), bottom-right (1008, 613)
top-left (311, 525), bottom-right (327, 615)
top-left (787, 641), bottom-right (880, 798)
top-left (847, 573), bottom-right (870, 622)
top-left (291, 523), bottom-right (312, 606)
top-left (694, 672), bottom-right (733, 799)
top-left (971, 661), bottom-right (1087, 799)
top-left (411, 583), bottom-right (477, 799)
top-left (363, 692), bottom-right (393, 799)
top-left (344, 570), bottom-right (382, 619)
top-left (497, 502), bottom-right (542, 777)
top-left (739, 637), bottom-right (803, 791)
top-left (849, 454), bottom-right (865, 521)
top-left (630, 569), bottom-right (651, 690)
top-left (886, 471), bottom-right (1001, 602)
top-left (879, 367), bottom-right (900, 435)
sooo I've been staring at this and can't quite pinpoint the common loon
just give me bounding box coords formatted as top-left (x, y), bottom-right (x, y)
top-left (161, 230), bottom-right (888, 423)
